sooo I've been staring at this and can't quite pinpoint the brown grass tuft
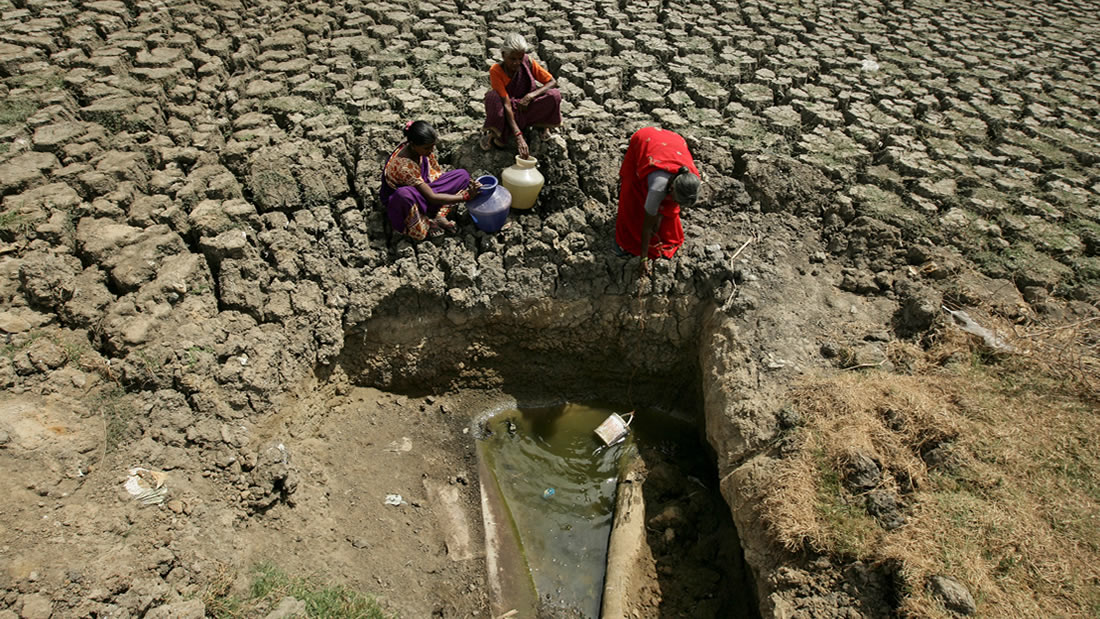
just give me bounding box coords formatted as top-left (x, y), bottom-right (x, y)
top-left (761, 314), bottom-right (1100, 617)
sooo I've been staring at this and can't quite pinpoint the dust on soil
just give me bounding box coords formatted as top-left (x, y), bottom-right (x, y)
top-left (0, 383), bottom-right (493, 617)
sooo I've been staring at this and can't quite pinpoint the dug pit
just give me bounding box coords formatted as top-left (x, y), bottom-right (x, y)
top-left (329, 280), bottom-right (759, 617)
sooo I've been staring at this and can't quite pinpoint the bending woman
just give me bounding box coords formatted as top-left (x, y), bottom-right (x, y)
top-left (380, 121), bottom-right (479, 241)
top-left (481, 33), bottom-right (562, 158)
top-left (615, 127), bottom-right (701, 277)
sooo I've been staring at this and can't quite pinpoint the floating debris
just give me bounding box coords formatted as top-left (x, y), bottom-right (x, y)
top-left (594, 412), bottom-right (634, 447)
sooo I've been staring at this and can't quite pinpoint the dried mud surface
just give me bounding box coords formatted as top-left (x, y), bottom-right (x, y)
top-left (0, 0), bottom-right (1098, 617)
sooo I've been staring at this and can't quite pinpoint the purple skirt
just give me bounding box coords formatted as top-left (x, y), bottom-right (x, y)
top-left (382, 169), bottom-right (470, 232)
top-left (483, 89), bottom-right (562, 138)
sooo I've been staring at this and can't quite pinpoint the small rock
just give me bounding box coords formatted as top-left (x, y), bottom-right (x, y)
top-left (144, 598), bottom-right (205, 619)
top-left (18, 594), bottom-right (52, 619)
top-left (929, 574), bottom-right (976, 615)
top-left (863, 330), bottom-right (891, 342)
top-left (648, 504), bottom-right (686, 528)
top-left (922, 443), bottom-right (959, 471)
top-left (166, 499), bottom-right (185, 514)
top-left (898, 282), bottom-right (943, 334)
top-left (865, 489), bottom-right (906, 530)
top-left (264, 596), bottom-right (307, 619)
top-left (776, 406), bottom-right (802, 429)
top-left (845, 452), bottom-right (882, 491)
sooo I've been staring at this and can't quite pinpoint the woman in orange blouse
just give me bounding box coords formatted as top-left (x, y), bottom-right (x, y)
top-left (480, 33), bottom-right (562, 158)
top-left (380, 121), bottom-right (480, 240)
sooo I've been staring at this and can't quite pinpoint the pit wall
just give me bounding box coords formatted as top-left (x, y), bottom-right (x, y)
top-left (337, 290), bottom-right (709, 405)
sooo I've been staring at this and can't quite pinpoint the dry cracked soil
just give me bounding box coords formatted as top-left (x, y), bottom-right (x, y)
top-left (0, 0), bottom-right (1098, 617)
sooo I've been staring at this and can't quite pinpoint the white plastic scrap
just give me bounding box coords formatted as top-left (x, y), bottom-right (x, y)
top-left (861, 58), bottom-right (880, 72)
top-left (943, 307), bottom-right (1015, 352)
top-left (124, 468), bottom-right (169, 505)
top-left (386, 437), bottom-right (413, 453)
top-left (384, 494), bottom-right (404, 506)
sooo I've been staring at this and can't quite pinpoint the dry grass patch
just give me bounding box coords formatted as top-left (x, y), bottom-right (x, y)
top-left (763, 318), bottom-right (1100, 617)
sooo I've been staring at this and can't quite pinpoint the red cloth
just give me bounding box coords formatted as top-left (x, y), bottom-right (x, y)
top-left (615, 127), bottom-right (699, 259)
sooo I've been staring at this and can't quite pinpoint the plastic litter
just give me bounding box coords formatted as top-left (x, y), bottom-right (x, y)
top-left (124, 467), bottom-right (168, 505)
top-left (384, 494), bottom-right (404, 506)
top-left (542, 487), bottom-right (555, 500)
top-left (386, 437), bottom-right (413, 452)
top-left (943, 307), bottom-right (1015, 352)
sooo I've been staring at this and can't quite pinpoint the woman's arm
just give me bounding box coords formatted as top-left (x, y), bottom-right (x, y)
top-left (518, 77), bottom-right (556, 108)
top-left (520, 60), bottom-right (557, 108)
top-left (637, 171), bottom-right (673, 274)
top-left (500, 91), bottom-right (523, 137)
top-left (501, 94), bottom-right (530, 158)
top-left (414, 176), bottom-right (480, 205)
top-left (638, 211), bottom-right (661, 275)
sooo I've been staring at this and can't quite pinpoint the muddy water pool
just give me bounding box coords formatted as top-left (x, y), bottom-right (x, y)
top-left (478, 401), bottom-right (700, 617)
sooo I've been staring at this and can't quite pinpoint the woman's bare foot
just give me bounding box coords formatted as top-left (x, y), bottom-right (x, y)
top-left (479, 130), bottom-right (506, 150)
top-left (431, 216), bottom-right (456, 232)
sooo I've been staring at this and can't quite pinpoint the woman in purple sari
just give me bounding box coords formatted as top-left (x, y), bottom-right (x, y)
top-left (480, 33), bottom-right (563, 158)
top-left (380, 121), bottom-right (480, 241)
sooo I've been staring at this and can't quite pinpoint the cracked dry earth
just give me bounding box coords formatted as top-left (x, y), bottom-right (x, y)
top-left (0, 0), bottom-right (1098, 617)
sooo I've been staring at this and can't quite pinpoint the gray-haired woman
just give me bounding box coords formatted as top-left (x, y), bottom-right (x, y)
top-left (480, 33), bottom-right (562, 158)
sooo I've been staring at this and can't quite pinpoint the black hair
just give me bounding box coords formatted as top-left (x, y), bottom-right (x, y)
top-left (672, 166), bottom-right (700, 207)
top-left (404, 120), bottom-right (438, 146)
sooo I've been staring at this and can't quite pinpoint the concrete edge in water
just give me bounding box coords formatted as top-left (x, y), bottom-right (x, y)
top-left (601, 452), bottom-right (647, 619)
top-left (477, 439), bottom-right (539, 618)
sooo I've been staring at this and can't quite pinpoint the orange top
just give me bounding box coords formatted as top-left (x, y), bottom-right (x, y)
top-left (383, 143), bottom-right (443, 190)
top-left (489, 58), bottom-right (554, 99)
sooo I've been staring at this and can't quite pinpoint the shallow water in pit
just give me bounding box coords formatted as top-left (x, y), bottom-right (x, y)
top-left (478, 401), bottom-right (698, 618)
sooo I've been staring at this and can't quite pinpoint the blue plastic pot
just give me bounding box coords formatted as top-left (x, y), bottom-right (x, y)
top-left (467, 175), bottom-right (511, 233)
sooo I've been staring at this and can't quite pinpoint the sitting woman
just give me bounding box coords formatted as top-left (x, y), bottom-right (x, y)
top-left (481, 33), bottom-right (562, 158)
top-left (380, 120), bottom-right (479, 241)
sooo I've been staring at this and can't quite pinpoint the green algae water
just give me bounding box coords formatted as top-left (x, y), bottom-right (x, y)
top-left (478, 401), bottom-right (699, 618)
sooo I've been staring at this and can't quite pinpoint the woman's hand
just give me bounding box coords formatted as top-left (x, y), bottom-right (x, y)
top-left (519, 93), bottom-right (534, 109)
top-left (517, 135), bottom-right (529, 158)
top-left (467, 177), bottom-right (482, 196)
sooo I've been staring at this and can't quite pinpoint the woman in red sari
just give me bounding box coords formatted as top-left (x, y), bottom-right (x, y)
top-left (480, 33), bottom-right (562, 158)
top-left (380, 121), bottom-right (480, 241)
top-left (615, 127), bottom-right (701, 276)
